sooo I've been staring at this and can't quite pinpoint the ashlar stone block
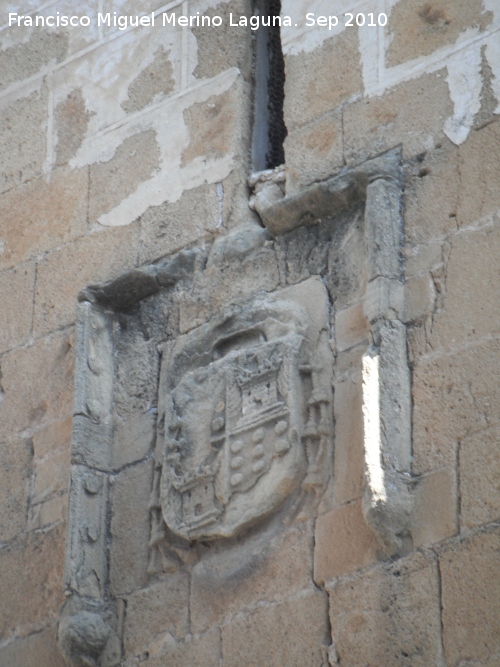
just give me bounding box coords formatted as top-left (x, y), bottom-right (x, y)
top-left (284, 28), bottom-right (362, 130)
top-left (328, 551), bottom-right (443, 667)
top-left (344, 72), bottom-right (453, 165)
top-left (460, 424), bottom-right (500, 529)
top-left (429, 219), bottom-right (500, 351)
top-left (413, 337), bottom-right (500, 474)
top-left (387, 0), bottom-right (492, 67)
top-left (0, 627), bottom-right (66, 667)
top-left (0, 166), bottom-right (88, 272)
top-left (0, 329), bottom-right (74, 443)
top-left (221, 592), bottom-right (329, 667)
top-left (314, 499), bottom-right (384, 585)
top-left (110, 459), bottom-right (153, 595)
top-left (0, 262), bottom-right (35, 354)
top-left (440, 527), bottom-right (500, 665)
top-left (458, 121), bottom-right (500, 227)
top-left (0, 525), bottom-right (65, 640)
top-left (190, 522), bottom-right (313, 633)
top-left (123, 573), bottom-right (190, 659)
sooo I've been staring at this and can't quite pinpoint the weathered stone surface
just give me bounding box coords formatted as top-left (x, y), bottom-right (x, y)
top-left (190, 523), bottom-right (313, 633)
top-left (144, 628), bottom-right (221, 667)
top-left (333, 352), bottom-right (365, 506)
top-left (403, 274), bottom-right (436, 323)
top-left (55, 88), bottom-right (94, 167)
top-left (365, 178), bottom-right (403, 282)
top-left (71, 304), bottom-right (114, 471)
top-left (182, 82), bottom-right (251, 167)
top-left (0, 329), bottom-right (74, 443)
top-left (405, 241), bottom-right (443, 279)
top-left (124, 573), bottom-right (190, 659)
top-left (464, 111), bottom-right (500, 212)
top-left (284, 29), bottom-right (362, 130)
top-left (110, 459), bottom-right (153, 595)
top-left (461, 424), bottom-right (500, 529)
top-left (139, 183), bottom-right (220, 264)
top-left (192, 0), bottom-right (253, 82)
top-left (412, 337), bottom-right (500, 474)
top-left (0, 166), bottom-right (88, 271)
top-left (284, 111), bottom-right (343, 196)
top-left (0, 626), bottom-right (66, 667)
top-left (31, 418), bottom-right (72, 505)
top-left (34, 224), bottom-right (138, 336)
top-left (121, 46), bottom-right (175, 113)
top-left (0, 262), bottom-right (35, 354)
top-left (0, 438), bottom-right (32, 543)
top-left (112, 412), bottom-right (155, 469)
top-left (0, 30), bottom-right (68, 92)
top-left (335, 303), bottom-right (369, 352)
top-left (429, 222), bottom-right (500, 351)
top-left (314, 500), bottom-right (384, 585)
top-left (27, 493), bottom-right (68, 531)
top-left (363, 277), bottom-right (404, 325)
top-left (114, 333), bottom-right (158, 419)
top-left (221, 592), bottom-right (329, 667)
top-left (0, 525), bottom-right (65, 640)
top-left (344, 72), bottom-right (453, 165)
top-left (328, 551), bottom-right (442, 667)
top-left (177, 240), bottom-right (279, 333)
top-left (404, 143), bottom-right (459, 246)
top-left (89, 130), bottom-right (160, 224)
top-left (58, 599), bottom-right (121, 667)
top-left (158, 277), bottom-right (332, 543)
top-left (440, 527), bottom-right (500, 665)
top-left (65, 466), bottom-right (109, 599)
top-left (0, 88), bottom-right (48, 194)
top-left (411, 467), bottom-right (458, 547)
top-left (387, 0), bottom-right (492, 67)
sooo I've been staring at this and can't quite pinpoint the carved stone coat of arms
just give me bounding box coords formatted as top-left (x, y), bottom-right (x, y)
top-left (152, 280), bottom-right (333, 544)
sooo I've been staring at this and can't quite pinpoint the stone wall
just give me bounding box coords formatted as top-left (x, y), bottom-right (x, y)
top-left (1, 1), bottom-right (499, 665)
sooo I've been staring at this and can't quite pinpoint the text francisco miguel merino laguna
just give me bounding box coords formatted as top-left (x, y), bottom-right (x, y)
top-left (8, 11), bottom-right (322, 30)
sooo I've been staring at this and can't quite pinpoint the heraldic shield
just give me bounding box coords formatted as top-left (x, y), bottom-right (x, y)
top-left (155, 280), bottom-right (333, 541)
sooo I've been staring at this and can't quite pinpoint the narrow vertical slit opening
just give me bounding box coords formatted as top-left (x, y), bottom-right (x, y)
top-left (252, 0), bottom-right (287, 171)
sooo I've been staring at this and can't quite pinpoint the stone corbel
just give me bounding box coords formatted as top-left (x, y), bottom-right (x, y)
top-left (255, 148), bottom-right (414, 555)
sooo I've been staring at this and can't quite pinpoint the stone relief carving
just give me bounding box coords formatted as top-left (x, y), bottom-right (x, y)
top-left (148, 281), bottom-right (333, 571)
top-left (59, 148), bottom-right (414, 666)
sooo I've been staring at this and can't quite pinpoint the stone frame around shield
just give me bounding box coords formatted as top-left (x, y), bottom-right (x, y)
top-left (59, 147), bottom-right (413, 667)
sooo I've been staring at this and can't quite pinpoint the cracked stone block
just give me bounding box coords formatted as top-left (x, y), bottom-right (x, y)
top-left (429, 220), bottom-right (500, 352)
